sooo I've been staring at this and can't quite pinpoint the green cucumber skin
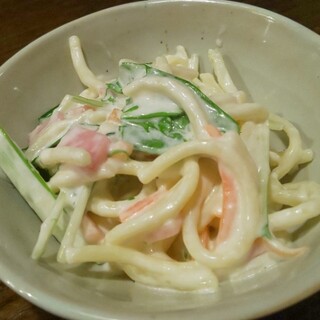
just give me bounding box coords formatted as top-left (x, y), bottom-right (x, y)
top-left (118, 62), bottom-right (239, 155)
top-left (0, 128), bottom-right (65, 240)
top-left (0, 129), bottom-right (54, 195)
top-left (119, 62), bottom-right (239, 133)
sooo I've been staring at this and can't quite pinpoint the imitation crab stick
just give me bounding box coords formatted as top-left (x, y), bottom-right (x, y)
top-left (215, 168), bottom-right (238, 244)
top-left (204, 123), bottom-right (238, 245)
top-left (58, 125), bottom-right (110, 171)
top-left (119, 187), bottom-right (166, 222)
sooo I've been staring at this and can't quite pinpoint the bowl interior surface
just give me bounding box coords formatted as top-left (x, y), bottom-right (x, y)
top-left (0, 1), bottom-right (320, 319)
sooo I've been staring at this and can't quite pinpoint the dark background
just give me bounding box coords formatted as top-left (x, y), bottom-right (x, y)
top-left (0, 1), bottom-right (319, 319)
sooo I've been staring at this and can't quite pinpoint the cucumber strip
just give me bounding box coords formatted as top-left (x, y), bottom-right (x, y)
top-left (122, 111), bottom-right (184, 120)
top-left (119, 62), bottom-right (239, 133)
top-left (0, 128), bottom-right (66, 240)
top-left (32, 190), bottom-right (66, 259)
top-left (72, 95), bottom-right (105, 108)
top-left (121, 112), bottom-right (190, 154)
top-left (58, 184), bottom-right (92, 263)
top-left (117, 61), bottom-right (238, 154)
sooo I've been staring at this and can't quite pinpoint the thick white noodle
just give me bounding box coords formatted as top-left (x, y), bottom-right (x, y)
top-left (87, 180), bottom-right (157, 218)
top-left (39, 146), bottom-right (91, 168)
top-left (269, 113), bottom-right (313, 179)
top-left (269, 179), bottom-right (320, 231)
top-left (208, 49), bottom-right (238, 94)
top-left (65, 244), bottom-right (218, 291)
top-left (69, 36), bottom-right (105, 97)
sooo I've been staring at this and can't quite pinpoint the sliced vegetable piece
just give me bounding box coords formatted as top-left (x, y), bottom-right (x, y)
top-left (119, 62), bottom-right (239, 133)
top-left (120, 112), bottom-right (190, 154)
top-left (72, 95), bottom-right (105, 108)
top-left (0, 128), bottom-right (66, 240)
top-left (107, 79), bottom-right (123, 94)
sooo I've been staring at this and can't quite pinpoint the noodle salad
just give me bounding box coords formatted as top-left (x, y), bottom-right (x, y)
top-left (1, 35), bottom-right (320, 292)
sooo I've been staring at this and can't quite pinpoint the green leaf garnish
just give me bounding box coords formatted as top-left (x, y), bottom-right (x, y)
top-left (72, 96), bottom-right (105, 108)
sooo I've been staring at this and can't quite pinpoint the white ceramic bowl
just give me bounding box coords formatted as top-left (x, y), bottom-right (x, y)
top-left (1, 1), bottom-right (320, 319)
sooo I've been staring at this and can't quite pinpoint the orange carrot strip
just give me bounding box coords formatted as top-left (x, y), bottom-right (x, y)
top-left (205, 123), bottom-right (238, 245)
top-left (216, 168), bottom-right (238, 244)
top-left (119, 188), bottom-right (165, 222)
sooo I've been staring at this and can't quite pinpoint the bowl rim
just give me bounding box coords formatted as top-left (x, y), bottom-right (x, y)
top-left (0, 1), bottom-right (320, 319)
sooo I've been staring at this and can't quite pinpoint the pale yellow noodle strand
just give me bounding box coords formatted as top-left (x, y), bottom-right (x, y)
top-left (222, 103), bottom-right (269, 123)
top-left (39, 146), bottom-right (91, 168)
top-left (114, 159), bottom-right (148, 175)
top-left (269, 199), bottom-right (320, 232)
top-left (48, 158), bottom-right (137, 190)
top-left (269, 113), bottom-right (313, 179)
top-left (65, 244), bottom-right (218, 291)
top-left (271, 177), bottom-right (313, 207)
top-left (69, 36), bottom-right (105, 96)
top-left (88, 181), bottom-right (157, 218)
top-left (208, 49), bottom-right (238, 94)
top-left (269, 179), bottom-right (320, 231)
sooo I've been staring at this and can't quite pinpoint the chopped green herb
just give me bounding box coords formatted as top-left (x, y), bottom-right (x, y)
top-left (123, 105), bottom-right (139, 114)
top-left (107, 80), bottom-right (123, 94)
top-left (72, 96), bottom-right (105, 108)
